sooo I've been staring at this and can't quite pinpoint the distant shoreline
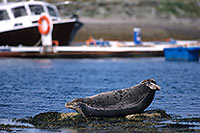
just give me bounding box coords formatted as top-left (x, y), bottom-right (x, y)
top-left (73, 17), bottom-right (200, 42)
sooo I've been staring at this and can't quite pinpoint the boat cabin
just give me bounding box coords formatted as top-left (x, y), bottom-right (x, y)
top-left (0, 0), bottom-right (60, 32)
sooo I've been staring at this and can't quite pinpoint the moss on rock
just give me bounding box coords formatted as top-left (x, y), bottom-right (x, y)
top-left (15, 109), bottom-right (200, 132)
top-left (126, 109), bottom-right (171, 122)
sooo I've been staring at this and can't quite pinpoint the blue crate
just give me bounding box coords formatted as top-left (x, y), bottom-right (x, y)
top-left (89, 41), bottom-right (110, 46)
top-left (164, 47), bottom-right (200, 61)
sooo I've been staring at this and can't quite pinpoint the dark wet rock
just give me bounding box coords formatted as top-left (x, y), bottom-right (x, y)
top-left (175, 117), bottom-right (200, 123)
top-left (126, 109), bottom-right (171, 122)
top-left (0, 124), bottom-right (30, 132)
top-left (163, 123), bottom-right (196, 128)
top-left (15, 109), bottom-right (200, 132)
top-left (161, 123), bottom-right (197, 132)
top-left (18, 112), bottom-right (86, 129)
top-left (18, 112), bottom-right (66, 129)
top-left (0, 124), bottom-right (12, 132)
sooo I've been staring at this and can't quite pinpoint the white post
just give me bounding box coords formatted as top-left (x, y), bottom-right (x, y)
top-left (41, 15), bottom-right (53, 46)
top-left (38, 13), bottom-right (53, 53)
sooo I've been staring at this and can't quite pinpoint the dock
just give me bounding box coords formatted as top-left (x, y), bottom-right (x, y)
top-left (0, 39), bottom-right (199, 58)
top-left (0, 44), bottom-right (176, 58)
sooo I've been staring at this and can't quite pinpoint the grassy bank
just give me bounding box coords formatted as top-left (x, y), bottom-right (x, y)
top-left (73, 18), bottom-right (200, 42)
top-left (58, 0), bottom-right (200, 19)
top-left (57, 0), bottom-right (200, 42)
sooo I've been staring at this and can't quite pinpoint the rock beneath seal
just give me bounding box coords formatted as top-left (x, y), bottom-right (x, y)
top-left (126, 109), bottom-right (171, 121)
top-left (65, 79), bottom-right (160, 117)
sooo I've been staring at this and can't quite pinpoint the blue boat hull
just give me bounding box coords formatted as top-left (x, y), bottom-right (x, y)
top-left (164, 47), bottom-right (200, 61)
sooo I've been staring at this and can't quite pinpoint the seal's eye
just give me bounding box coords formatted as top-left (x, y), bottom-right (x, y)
top-left (140, 79), bottom-right (148, 84)
top-left (140, 79), bottom-right (156, 85)
top-left (149, 79), bottom-right (157, 84)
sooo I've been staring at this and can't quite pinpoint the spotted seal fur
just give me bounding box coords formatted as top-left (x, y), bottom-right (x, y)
top-left (65, 79), bottom-right (160, 117)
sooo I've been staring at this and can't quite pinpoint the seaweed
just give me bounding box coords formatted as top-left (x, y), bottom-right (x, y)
top-left (15, 109), bottom-right (200, 132)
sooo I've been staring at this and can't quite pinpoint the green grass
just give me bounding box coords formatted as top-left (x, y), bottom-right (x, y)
top-left (157, 0), bottom-right (200, 18)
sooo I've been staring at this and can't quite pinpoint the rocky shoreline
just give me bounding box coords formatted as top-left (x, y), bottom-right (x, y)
top-left (1, 109), bottom-right (200, 132)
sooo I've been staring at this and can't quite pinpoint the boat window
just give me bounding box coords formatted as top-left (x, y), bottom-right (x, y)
top-left (12, 6), bottom-right (27, 18)
top-left (47, 6), bottom-right (57, 17)
top-left (29, 5), bottom-right (44, 15)
top-left (0, 10), bottom-right (10, 21)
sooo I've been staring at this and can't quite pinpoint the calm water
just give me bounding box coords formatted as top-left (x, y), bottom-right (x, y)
top-left (0, 58), bottom-right (200, 119)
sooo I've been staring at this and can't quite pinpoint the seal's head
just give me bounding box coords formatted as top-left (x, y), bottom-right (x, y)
top-left (140, 79), bottom-right (160, 91)
top-left (65, 98), bottom-right (83, 109)
top-left (65, 98), bottom-right (87, 117)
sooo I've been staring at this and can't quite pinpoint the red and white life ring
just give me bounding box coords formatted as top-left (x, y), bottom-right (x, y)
top-left (38, 15), bottom-right (50, 35)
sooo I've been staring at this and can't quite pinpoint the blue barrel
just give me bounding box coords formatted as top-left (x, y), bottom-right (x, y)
top-left (133, 27), bottom-right (141, 45)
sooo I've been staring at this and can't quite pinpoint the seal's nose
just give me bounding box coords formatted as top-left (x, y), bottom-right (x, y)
top-left (65, 102), bottom-right (74, 108)
top-left (154, 84), bottom-right (161, 91)
top-left (148, 82), bottom-right (161, 91)
top-left (65, 103), bottom-right (69, 107)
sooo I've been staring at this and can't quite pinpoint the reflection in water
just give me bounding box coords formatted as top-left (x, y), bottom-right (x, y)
top-left (34, 59), bottom-right (53, 69)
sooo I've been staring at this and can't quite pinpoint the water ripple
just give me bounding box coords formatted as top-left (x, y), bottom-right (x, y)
top-left (0, 58), bottom-right (200, 118)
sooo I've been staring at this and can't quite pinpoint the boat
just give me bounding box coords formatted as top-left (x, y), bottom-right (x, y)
top-left (0, 0), bottom-right (83, 46)
top-left (164, 47), bottom-right (200, 61)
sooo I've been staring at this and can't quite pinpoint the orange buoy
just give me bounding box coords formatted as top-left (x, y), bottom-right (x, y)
top-left (38, 15), bottom-right (50, 35)
top-left (52, 40), bottom-right (59, 46)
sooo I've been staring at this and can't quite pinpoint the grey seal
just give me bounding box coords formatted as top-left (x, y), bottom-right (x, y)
top-left (65, 79), bottom-right (160, 117)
